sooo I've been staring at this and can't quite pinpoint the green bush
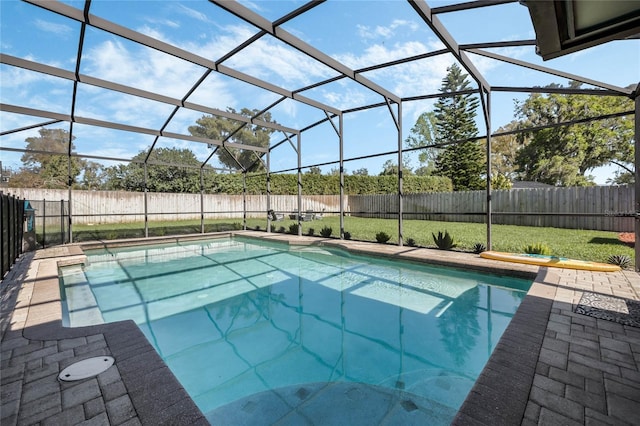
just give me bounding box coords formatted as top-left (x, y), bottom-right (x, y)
top-left (406, 238), bottom-right (417, 247)
top-left (213, 173), bottom-right (452, 195)
top-left (607, 254), bottom-right (631, 269)
top-left (376, 232), bottom-right (391, 244)
top-left (472, 242), bottom-right (486, 254)
top-left (344, 231), bottom-right (351, 240)
top-left (523, 243), bottom-right (551, 255)
top-left (320, 226), bottom-right (333, 238)
top-left (289, 223), bottom-right (299, 235)
top-left (307, 227), bottom-right (315, 236)
top-left (433, 231), bottom-right (456, 250)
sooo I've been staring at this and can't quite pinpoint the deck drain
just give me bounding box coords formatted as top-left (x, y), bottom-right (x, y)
top-left (58, 356), bottom-right (115, 381)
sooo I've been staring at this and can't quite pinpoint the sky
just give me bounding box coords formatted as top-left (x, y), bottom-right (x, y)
top-left (1, 0), bottom-right (639, 184)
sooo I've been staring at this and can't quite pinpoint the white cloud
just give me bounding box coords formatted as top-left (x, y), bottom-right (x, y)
top-left (0, 66), bottom-right (72, 113)
top-left (33, 18), bottom-right (73, 36)
top-left (144, 17), bottom-right (180, 29)
top-left (357, 19), bottom-right (419, 40)
top-left (82, 39), bottom-right (203, 99)
top-left (220, 30), bottom-right (337, 87)
top-left (175, 4), bottom-right (211, 24)
top-left (322, 88), bottom-right (369, 111)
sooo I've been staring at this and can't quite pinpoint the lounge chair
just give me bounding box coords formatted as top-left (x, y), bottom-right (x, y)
top-left (302, 210), bottom-right (314, 221)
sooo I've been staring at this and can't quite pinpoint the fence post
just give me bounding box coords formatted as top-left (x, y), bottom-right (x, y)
top-left (1, 193), bottom-right (5, 277)
top-left (242, 172), bottom-right (247, 231)
top-left (42, 198), bottom-right (46, 249)
top-left (200, 168), bottom-right (204, 234)
top-left (635, 94), bottom-right (639, 271)
top-left (1, 193), bottom-right (4, 277)
top-left (18, 197), bottom-right (24, 257)
top-left (144, 163), bottom-right (149, 238)
top-left (61, 199), bottom-right (65, 244)
top-left (9, 195), bottom-right (15, 269)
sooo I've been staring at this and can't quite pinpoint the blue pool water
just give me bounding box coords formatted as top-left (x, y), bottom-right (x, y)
top-left (60, 237), bottom-right (530, 423)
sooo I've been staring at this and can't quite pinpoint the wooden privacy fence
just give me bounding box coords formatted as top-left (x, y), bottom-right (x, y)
top-left (7, 185), bottom-right (635, 232)
top-left (349, 185), bottom-right (634, 232)
top-left (6, 189), bottom-right (344, 225)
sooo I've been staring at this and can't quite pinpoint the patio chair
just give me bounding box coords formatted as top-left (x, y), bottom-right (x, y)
top-left (314, 208), bottom-right (325, 220)
top-left (302, 210), bottom-right (315, 221)
top-left (268, 209), bottom-right (284, 221)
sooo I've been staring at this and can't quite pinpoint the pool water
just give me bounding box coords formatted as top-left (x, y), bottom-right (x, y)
top-left (60, 237), bottom-right (530, 423)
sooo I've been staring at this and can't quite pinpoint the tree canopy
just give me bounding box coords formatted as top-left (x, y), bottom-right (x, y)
top-left (379, 159), bottom-right (413, 176)
top-left (9, 128), bottom-right (101, 189)
top-left (104, 147), bottom-right (215, 193)
top-left (433, 64), bottom-right (485, 190)
top-left (404, 111), bottom-right (439, 169)
top-left (188, 108), bottom-right (278, 172)
top-left (515, 82), bottom-right (635, 186)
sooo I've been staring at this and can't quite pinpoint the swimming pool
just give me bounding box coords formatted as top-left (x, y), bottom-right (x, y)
top-left (60, 236), bottom-right (531, 424)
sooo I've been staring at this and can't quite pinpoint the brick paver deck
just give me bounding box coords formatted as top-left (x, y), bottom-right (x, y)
top-left (2, 231), bottom-right (639, 425)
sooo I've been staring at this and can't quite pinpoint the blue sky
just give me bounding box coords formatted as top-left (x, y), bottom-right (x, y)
top-left (1, 0), bottom-right (638, 184)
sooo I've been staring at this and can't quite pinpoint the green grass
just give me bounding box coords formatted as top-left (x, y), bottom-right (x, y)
top-left (70, 216), bottom-right (633, 264)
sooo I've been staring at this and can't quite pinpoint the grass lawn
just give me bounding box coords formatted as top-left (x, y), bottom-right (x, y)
top-left (71, 216), bottom-right (633, 264)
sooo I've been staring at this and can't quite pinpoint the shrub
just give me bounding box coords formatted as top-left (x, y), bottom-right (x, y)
top-left (343, 231), bottom-right (351, 240)
top-left (254, 225), bottom-right (261, 231)
top-left (320, 226), bottom-right (333, 238)
top-left (472, 243), bottom-right (487, 254)
top-left (307, 228), bottom-right (315, 236)
top-left (406, 238), bottom-right (417, 247)
top-left (523, 243), bottom-right (551, 255)
top-left (607, 254), bottom-right (631, 269)
top-left (278, 226), bottom-right (286, 233)
top-left (376, 232), bottom-right (391, 244)
top-left (432, 231), bottom-right (456, 250)
top-left (289, 223), bottom-right (299, 235)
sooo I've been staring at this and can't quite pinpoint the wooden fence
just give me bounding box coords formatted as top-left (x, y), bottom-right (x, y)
top-left (6, 189), bottom-right (344, 224)
top-left (7, 185), bottom-right (634, 232)
top-left (349, 185), bottom-right (634, 232)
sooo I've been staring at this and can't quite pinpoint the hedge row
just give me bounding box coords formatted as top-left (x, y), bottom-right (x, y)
top-left (209, 173), bottom-right (452, 195)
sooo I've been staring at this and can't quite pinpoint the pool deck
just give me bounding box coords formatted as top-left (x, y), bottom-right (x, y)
top-left (1, 231), bottom-right (639, 425)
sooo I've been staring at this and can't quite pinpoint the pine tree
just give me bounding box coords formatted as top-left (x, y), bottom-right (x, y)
top-left (434, 64), bottom-right (485, 190)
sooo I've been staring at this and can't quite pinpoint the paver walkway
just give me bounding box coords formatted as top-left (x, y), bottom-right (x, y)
top-left (2, 231), bottom-right (640, 425)
top-left (1, 248), bottom-right (206, 425)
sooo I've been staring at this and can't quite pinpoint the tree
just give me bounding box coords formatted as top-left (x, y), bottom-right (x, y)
top-left (515, 81), bottom-right (634, 186)
top-left (12, 128), bottom-right (85, 188)
top-left (491, 121), bottom-right (521, 180)
top-left (104, 147), bottom-right (214, 193)
top-left (80, 161), bottom-right (106, 190)
top-left (352, 168), bottom-right (369, 176)
top-left (433, 64), bottom-right (485, 191)
top-left (306, 166), bottom-right (322, 175)
top-left (379, 159), bottom-right (413, 176)
top-left (405, 111), bottom-right (439, 169)
top-left (188, 108), bottom-right (278, 172)
top-left (328, 166), bottom-right (346, 176)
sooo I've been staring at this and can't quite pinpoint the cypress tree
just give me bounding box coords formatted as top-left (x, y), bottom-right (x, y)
top-left (434, 64), bottom-right (485, 190)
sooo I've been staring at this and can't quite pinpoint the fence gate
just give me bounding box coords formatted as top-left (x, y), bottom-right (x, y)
top-left (26, 199), bottom-right (70, 249)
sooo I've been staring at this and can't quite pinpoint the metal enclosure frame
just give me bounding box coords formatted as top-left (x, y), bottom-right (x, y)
top-left (1, 0), bottom-right (638, 266)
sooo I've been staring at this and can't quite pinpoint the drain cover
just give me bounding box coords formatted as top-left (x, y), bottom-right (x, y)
top-left (58, 356), bottom-right (115, 381)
